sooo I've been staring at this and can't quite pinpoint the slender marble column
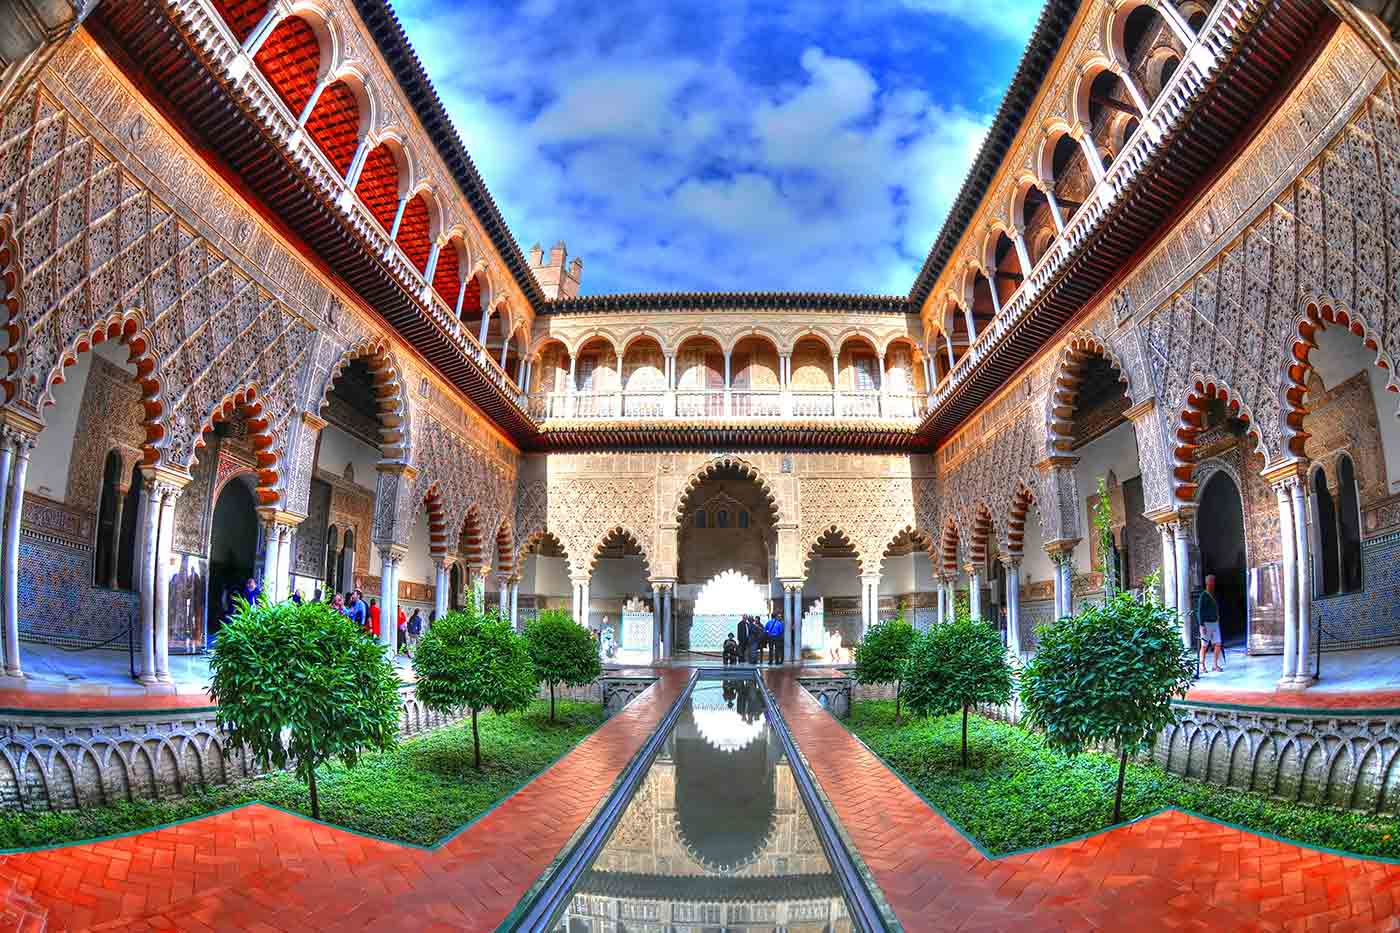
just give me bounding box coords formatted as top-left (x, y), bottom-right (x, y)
top-left (1274, 483), bottom-right (1299, 683)
top-left (1173, 522), bottom-right (1191, 642)
top-left (433, 560), bottom-right (449, 620)
top-left (107, 484), bottom-right (128, 590)
top-left (378, 549), bottom-right (400, 651)
top-left (153, 484), bottom-right (181, 683)
top-left (792, 588), bottom-right (803, 659)
top-left (662, 587), bottom-right (673, 658)
top-left (1290, 480), bottom-right (1313, 684)
top-left (261, 518), bottom-right (281, 601)
top-left (1005, 559), bottom-right (1021, 657)
top-left (276, 525), bottom-right (293, 602)
top-left (652, 584), bottom-right (663, 659)
top-left (136, 474), bottom-right (159, 683)
top-left (498, 574), bottom-right (509, 614)
top-left (1158, 523), bottom-right (1177, 611)
top-left (1, 432), bottom-right (31, 678)
top-left (968, 570), bottom-right (983, 620)
top-left (509, 578), bottom-right (520, 629)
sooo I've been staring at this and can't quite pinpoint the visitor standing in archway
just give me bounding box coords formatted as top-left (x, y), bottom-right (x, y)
top-left (1197, 575), bottom-right (1225, 673)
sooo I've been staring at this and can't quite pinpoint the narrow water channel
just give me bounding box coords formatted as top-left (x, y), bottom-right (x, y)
top-left (549, 677), bottom-right (856, 931)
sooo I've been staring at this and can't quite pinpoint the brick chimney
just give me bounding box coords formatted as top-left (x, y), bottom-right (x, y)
top-left (528, 239), bottom-right (583, 299)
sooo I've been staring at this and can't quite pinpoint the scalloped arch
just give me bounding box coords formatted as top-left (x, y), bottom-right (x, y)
top-left (673, 456), bottom-right (787, 526)
top-left (318, 337), bottom-right (410, 461)
top-left (1045, 332), bottom-right (1133, 455)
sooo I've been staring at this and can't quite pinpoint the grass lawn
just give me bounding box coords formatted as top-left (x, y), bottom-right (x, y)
top-left (847, 700), bottom-right (1400, 860)
top-left (0, 699), bottom-right (604, 850)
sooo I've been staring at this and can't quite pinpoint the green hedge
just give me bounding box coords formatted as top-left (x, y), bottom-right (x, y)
top-left (848, 700), bottom-right (1400, 859)
top-left (0, 699), bottom-right (604, 850)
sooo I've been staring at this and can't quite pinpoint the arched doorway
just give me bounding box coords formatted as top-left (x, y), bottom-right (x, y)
top-left (207, 475), bottom-right (259, 644)
top-left (676, 463), bottom-right (778, 658)
top-left (1197, 471), bottom-right (1248, 647)
top-left (804, 528), bottom-right (861, 661)
top-left (94, 453), bottom-right (141, 591)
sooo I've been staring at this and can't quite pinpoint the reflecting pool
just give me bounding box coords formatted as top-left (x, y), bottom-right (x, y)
top-left (551, 678), bottom-right (854, 931)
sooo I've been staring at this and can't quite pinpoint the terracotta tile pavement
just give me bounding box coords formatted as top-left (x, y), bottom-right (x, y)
top-left (3, 666), bottom-right (1398, 931)
top-left (767, 671), bottom-right (1400, 932)
top-left (0, 670), bottom-right (691, 932)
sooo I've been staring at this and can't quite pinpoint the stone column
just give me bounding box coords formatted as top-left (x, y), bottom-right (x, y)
top-left (1173, 519), bottom-right (1191, 640)
top-left (935, 577), bottom-right (946, 625)
top-left (152, 480), bottom-right (184, 683)
top-left (859, 574), bottom-right (880, 635)
top-left (378, 546), bottom-right (404, 651)
top-left (497, 573), bottom-right (510, 615)
top-left (1157, 521), bottom-right (1177, 611)
top-left (966, 564), bottom-right (983, 620)
top-left (1273, 481), bottom-right (1299, 683)
top-left (652, 583), bottom-right (663, 659)
top-left (470, 563), bottom-right (486, 608)
top-left (1, 426), bottom-right (34, 679)
top-left (136, 472), bottom-right (160, 683)
top-left (276, 523), bottom-right (294, 602)
top-left (509, 576), bottom-right (520, 629)
top-left (792, 587), bottom-right (803, 660)
top-left (1003, 557), bottom-right (1021, 658)
top-left (260, 515), bottom-right (281, 602)
top-left (1046, 545), bottom-right (1068, 619)
top-left (572, 575), bottom-right (590, 627)
top-left (433, 558), bottom-right (450, 620)
top-left (1289, 479), bottom-right (1314, 685)
top-left (662, 585), bottom-right (674, 658)
top-left (107, 477), bottom-right (129, 589)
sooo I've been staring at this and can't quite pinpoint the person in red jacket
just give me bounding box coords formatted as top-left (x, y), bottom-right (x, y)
top-left (368, 597), bottom-right (380, 638)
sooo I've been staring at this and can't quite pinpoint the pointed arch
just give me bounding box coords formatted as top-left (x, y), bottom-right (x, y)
top-left (317, 337), bottom-right (409, 461)
top-left (1005, 482), bottom-right (1039, 558)
top-left (515, 529), bottom-right (569, 576)
top-left (802, 524), bottom-right (864, 575)
top-left (1045, 333), bottom-right (1134, 454)
top-left (673, 455), bottom-right (787, 526)
top-left (490, 518), bottom-right (515, 574)
top-left (968, 503), bottom-right (994, 568)
top-left (186, 384), bottom-right (282, 505)
top-left (877, 525), bottom-right (936, 577)
top-left (458, 504), bottom-right (485, 568)
top-left (937, 520), bottom-right (962, 576)
top-left (1171, 374), bottom-right (1270, 502)
top-left (1284, 300), bottom-right (1399, 460)
top-left (587, 525), bottom-right (653, 576)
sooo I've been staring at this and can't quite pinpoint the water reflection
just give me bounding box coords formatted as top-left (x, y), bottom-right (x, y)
top-left (552, 679), bottom-right (853, 932)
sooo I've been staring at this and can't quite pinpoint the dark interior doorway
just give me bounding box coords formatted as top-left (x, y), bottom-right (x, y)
top-left (1196, 471), bottom-right (1248, 647)
top-left (208, 476), bottom-right (259, 645)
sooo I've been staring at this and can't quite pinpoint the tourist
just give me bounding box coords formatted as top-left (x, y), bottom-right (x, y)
top-left (827, 628), bottom-right (843, 663)
top-left (397, 605), bottom-right (408, 654)
top-left (348, 590), bottom-right (367, 631)
top-left (736, 615), bottom-right (750, 663)
top-left (241, 577), bottom-right (260, 607)
top-left (751, 616), bottom-right (767, 664)
top-left (289, 589), bottom-right (302, 605)
top-left (330, 593), bottom-right (348, 617)
top-left (723, 632), bottom-right (739, 666)
top-left (407, 608), bottom-right (424, 654)
top-left (766, 613), bottom-right (784, 664)
top-left (368, 597), bottom-right (381, 638)
top-left (1197, 574), bottom-right (1225, 674)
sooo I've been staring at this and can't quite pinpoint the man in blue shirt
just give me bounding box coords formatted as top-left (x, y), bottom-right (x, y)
top-left (765, 614), bottom-right (784, 665)
top-left (348, 589), bottom-right (368, 631)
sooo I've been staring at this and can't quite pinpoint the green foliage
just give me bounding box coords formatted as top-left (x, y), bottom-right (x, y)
top-left (207, 597), bottom-right (401, 819)
top-left (847, 702), bottom-right (1400, 860)
top-left (0, 700), bottom-right (604, 848)
top-left (902, 614), bottom-right (1012, 766)
top-left (525, 609), bottom-right (602, 720)
top-left (1092, 476), bottom-right (1116, 594)
top-left (853, 614), bottom-right (917, 721)
top-left (413, 606), bottom-right (538, 768)
top-left (1020, 589), bottom-right (1195, 819)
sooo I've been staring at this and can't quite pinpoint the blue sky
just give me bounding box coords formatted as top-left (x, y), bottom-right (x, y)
top-left (393, 0), bottom-right (1043, 295)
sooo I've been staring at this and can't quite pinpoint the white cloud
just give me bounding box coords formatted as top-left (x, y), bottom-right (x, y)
top-left (390, 0), bottom-right (1027, 294)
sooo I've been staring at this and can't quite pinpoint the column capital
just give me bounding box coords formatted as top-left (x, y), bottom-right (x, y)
top-left (433, 553), bottom-right (456, 571)
top-left (1034, 455), bottom-right (1079, 474)
top-left (140, 465), bottom-right (193, 499)
top-left (1043, 539), bottom-right (1078, 558)
top-left (257, 507), bottom-right (305, 529)
top-left (375, 461), bottom-right (418, 482)
top-left (0, 409), bottom-right (41, 442)
top-left (1262, 458), bottom-right (1309, 487)
top-left (1123, 397), bottom-right (1156, 421)
top-left (377, 543), bottom-right (409, 564)
top-left (1144, 506), bottom-right (1193, 527)
top-left (300, 410), bottom-right (328, 431)
top-left (998, 552), bottom-right (1022, 569)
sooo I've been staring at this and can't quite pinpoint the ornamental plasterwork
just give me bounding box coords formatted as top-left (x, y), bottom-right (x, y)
top-left (14, 35), bottom-right (526, 531)
top-left (796, 475), bottom-right (920, 575)
top-left (1140, 70), bottom-right (1400, 496)
top-left (545, 477), bottom-right (658, 579)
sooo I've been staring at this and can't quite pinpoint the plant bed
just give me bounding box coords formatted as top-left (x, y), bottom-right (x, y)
top-left (0, 699), bottom-right (604, 850)
top-left (847, 700), bottom-right (1400, 860)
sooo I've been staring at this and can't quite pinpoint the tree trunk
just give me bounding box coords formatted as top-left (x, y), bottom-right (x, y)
top-left (894, 680), bottom-right (901, 724)
top-left (961, 704), bottom-right (969, 768)
top-left (308, 767), bottom-right (320, 821)
top-left (1113, 745), bottom-right (1129, 823)
top-left (550, 682), bottom-right (556, 721)
top-left (472, 708), bottom-right (481, 770)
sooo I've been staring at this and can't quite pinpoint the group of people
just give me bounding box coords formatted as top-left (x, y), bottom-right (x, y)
top-left (327, 589), bottom-right (429, 654)
top-left (722, 614), bottom-right (785, 665)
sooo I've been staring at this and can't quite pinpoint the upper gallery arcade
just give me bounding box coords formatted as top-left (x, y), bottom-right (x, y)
top-left (0, 0), bottom-right (1396, 687)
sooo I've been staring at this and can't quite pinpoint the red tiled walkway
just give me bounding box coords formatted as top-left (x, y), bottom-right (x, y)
top-left (0, 670), bottom-right (691, 932)
top-left (767, 671), bottom-right (1400, 932)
